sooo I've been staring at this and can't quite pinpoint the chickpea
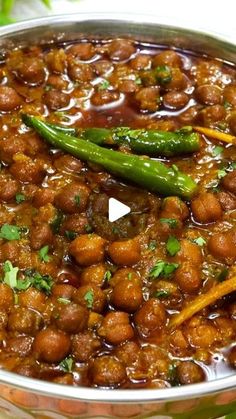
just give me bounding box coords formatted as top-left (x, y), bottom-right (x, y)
top-left (109, 268), bottom-right (141, 288)
top-left (69, 234), bottom-right (106, 266)
top-left (8, 307), bottom-right (42, 335)
top-left (33, 188), bottom-right (55, 208)
top-left (18, 288), bottom-right (46, 313)
top-left (177, 361), bottom-right (205, 384)
top-left (44, 90), bottom-right (70, 111)
top-left (152, 50), bottom-right (182, 68)
top-left (108, 238), bottom-right (141, 266)
top-left (175, 239), bottom-right (202, 265)
top-left (67, 43), bottom-right (95, 61)
top-left (10, 159), bottom-right (45, 184)
top-left (89, 355), bottom-right (126, 387)
top-left (45, 49), bottom-right (67, 74)
top-left (186, 320), bottom-right (218, 348)
top-left (54, 303), bottom-right (89, 333)
top-left (174, 262), bottom-right (202, 294)
top-left (208, 228), bottom-right (236, 264)
top-left (67, 62), bottom-right (94, 82)
top-left (134, 298), bottom-right (166, 337)
top-left (191, 192), bottom-right (222, 224)
top-left (52, 284), bottom-right (77, 300)
top-left (223, 85), bottom-right (236, 106)
top-left (221, 170), bottom-right (236, 195)
top-left (228, 346), bottom-right (236, 368)
top-left (108, 39), bottom-right (135, 61)
top-left (6, 336), bottom-right (33, 358)
top-left (33, 328), bottom-right (71, 363)
top-left (130, 54), bottom-right (151, 70)
top-left (135, 86), bottom-right (160, 112)
top-left (80, 263), bottom-right (106, 287)
top-left (55, 182), bottom-right (90, 214)
top-left (0, 284), bottom-right (14, 312)
top-left (98, 311), bottom-right (134, 345)
top-left (0, 86), bottom-right (21, 112)
top-left (72, 331), bottom-right (101, 362)
top-left (163, 91), bottom-right (189, 110)
top-left (74, 284), bottom-right (106, 313)
top-left (217, 191), bottom-right (236, 211)
top-left (160, 196), bottom-right (189, 221)
top-left (195, 84), bottom-right (222, 105)
top-left (91, 90), bottom-right (120, 106)
top-left (198, 104), bottom-right (226, 126)
top-left (30, 223), bottom-right (53, 250)
top-left (111, 280), bottom-right (143, 313)
top-left (229, 112), bottom-right (236, 136)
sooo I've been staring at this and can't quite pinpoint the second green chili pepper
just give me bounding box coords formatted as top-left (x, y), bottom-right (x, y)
top-left (22, 114), bottom-right (198, 199)
top-left (47, 123), bottom-right (200, 157)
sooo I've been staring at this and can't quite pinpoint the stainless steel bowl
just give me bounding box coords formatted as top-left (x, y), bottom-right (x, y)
top-left (0, 13), bottom-right (235, 419)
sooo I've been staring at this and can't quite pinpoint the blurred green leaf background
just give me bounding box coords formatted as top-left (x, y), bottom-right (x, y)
top-left (0, 0), bottom-right (79, 24)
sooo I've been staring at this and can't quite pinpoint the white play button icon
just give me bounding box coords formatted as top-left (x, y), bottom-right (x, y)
top-left (108, 198), bottom-right (131, 222)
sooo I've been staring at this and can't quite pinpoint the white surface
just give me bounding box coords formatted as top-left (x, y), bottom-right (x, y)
top-left (12, 0), bottom-right (236, 43)
top-left (108, 198), bottom-right (131, 222)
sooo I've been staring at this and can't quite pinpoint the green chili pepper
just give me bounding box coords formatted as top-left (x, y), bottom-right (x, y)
top-left (47, 123), bottom-right (200, 157)
top-left (22, 114), bottom-right (198, 199)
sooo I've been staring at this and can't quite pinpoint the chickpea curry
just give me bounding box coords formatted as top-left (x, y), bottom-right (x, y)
top-left (0, 37), bottom-right (235, 390)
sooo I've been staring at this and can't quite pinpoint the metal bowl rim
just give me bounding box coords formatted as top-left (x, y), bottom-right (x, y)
top-left (0, 12), bottom-right (235, 403)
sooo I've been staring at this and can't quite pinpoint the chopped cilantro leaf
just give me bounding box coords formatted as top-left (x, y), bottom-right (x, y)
top-left (44, 84), bottom-right (53, 91)
top-left (51, 211), bottom-right (64, 234)
top-left (84, 224), bottom-right (93, 233)
top-left (166, 236), bottom-right (181, 256)
top-left (149, 260), bottom-right (179, 279)
top-left (74, 195), bottom-right (80, 206)
top-left (223, 100), bottom-right (232, 109)
top-left (148, 240), bottom-right (157, 251)
top-left (15, 278), bottom-right (31, 291)
top-left (135, 77), bottom-right (142, 85)
top-left (160, 218), bottom-right (178, 229)
top-left (38, 245), bottom-right (50, 263)
top-left (104, 270), bottom-right (112, 282)
top-left (14, 293), bottom-right (19, 305)
top-left (58, 297), bottom-right (71, 304)
top-left (15, 193), bottom-right (26, 204)
top-left (24, 270), bottom-right (53, 295)
top-left (65, 230), bottom-right (77, 240)
top-left (212, 146), bottom-right (224, 157)
top-left (0, 224), bottom-right (20, 241)
top-left (59, 357), bottom-right (74, 373)
top-left (155, 65), bottom-right (172, 84)
top-left (112, 226), bottom-right (120, 235)
top-left (217, 268), bottom-right (229, 282)
top-left (98, 80), bottom-right (110, 90)
top-left (3, 261), bottom-right (18, 289)
top-left (127, 272), bottom-right (132, 280)
top-left (84, 289), bottom-right (94, 308)
top-left (2, 261), bottom-right (31, 291)
top-left (155, 290), bottom-right (171, 299)
top-left (217, 169), bottom-right (227, 179)
top-left (193, 237), bottom-right (206, 247)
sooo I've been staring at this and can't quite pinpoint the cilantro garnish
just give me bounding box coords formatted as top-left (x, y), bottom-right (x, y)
top-left (15, 193), bottom-right (26, 204)
top-left (0, 224), bottom-right (21, 241)
top-left (84, 289), bottom-right (94, 308)
top-left (59, 356), bottom-right (74, 373)
top-left (149, 260), bottom-right (179, 279)
top-left (166, 236), bottom-right (181, 256)
top-left (160, 218), bottom-right (178, 229)
top-left (155, 65), bottom-right (172, 84)
top-left (38, 245), bottom-right (51, 263)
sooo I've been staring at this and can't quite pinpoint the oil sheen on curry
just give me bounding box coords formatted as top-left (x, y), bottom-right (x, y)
top-left (0, 37), bottom-right (235, 390)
